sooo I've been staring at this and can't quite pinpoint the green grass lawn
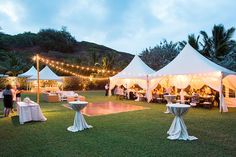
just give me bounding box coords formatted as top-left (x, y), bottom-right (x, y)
top-left (0, 90), bottom-right (236, 157)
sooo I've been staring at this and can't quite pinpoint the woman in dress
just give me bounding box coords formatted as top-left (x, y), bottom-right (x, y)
top-left (2, 84), bottom-right (13, 117)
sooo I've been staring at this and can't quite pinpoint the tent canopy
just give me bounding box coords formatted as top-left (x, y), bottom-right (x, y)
top-left (148, 43), bottom-right (236, 112)
top-left (149, 43), bottom-right (235, 78)
top-left (18, 66), bottom-right (37, 77)
top-left (111, 55), bottom-right (155, 79)
top-left (109, 55), bottom-right (155, 92)
top-left (29, 66), bottom-right (62, 81)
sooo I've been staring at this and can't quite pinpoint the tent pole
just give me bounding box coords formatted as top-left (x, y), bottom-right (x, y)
top-left (36, 54), bottom-right (40, 104)
top-left (146, 75), bottom-right (150, 102)
top-left (220, 72), bottom-right (223, 114)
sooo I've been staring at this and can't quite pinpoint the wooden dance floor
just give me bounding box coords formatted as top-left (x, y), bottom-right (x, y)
top-left (64, 101), bottom-right (149, 116)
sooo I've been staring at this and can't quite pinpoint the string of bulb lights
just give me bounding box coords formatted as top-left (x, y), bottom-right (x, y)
top-left (33, 55), bottom-right (116, 81)
top-left (35, 56), bottom-right (117, 74)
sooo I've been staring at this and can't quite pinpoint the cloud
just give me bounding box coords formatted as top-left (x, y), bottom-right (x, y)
top-left (58, 0), bottom-right (108, 21)
top-left (0, 1), bottom-right (24, 22)
top-left (0, 0), bottom-right (235, 54)
top-left (53, 0), bottom-right (109, 46)
top-left (101, 0), bottom-right (236, 54)
top-left (0, 0), bottom-right (28, 34)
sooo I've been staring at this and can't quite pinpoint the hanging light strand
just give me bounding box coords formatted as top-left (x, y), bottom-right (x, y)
top-left (37, 56), bottom-right (117, 74)
top-left (43, 61), bottom-right (109, 81)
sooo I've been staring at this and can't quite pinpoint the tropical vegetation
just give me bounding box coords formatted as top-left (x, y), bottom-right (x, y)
top-left (0, 24), bottom-right (235, 89)
top-left (141, 24), bottom-right (236, 71)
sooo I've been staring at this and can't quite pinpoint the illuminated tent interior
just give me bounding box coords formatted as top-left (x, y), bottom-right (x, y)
top-left (28, 66), bottom-right (62, 92)
top-left (109, 55), bottom-right (155, 95)
top-left (147, 43), bottom-right (236, 112)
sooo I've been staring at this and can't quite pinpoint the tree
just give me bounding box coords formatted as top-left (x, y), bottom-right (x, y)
top-left (37, 28), bottom-right (77, 53)
top-left (140, 40), bottom-right (179, 70)
top-left (101, 52), bottom-right (117, 70)
top-left (179, 34), bottom-right (200, 51)
top-left (199, 31), bottom-right (212, 57)
top-left (188, 34), bottom-right (200, 51)
top-left (0, 51), bottom-right (29, 76)
top-left (200, 24), bottom-right (236, 60)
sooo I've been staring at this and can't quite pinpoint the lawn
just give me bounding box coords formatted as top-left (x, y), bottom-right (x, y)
top-left (0, 90), bottom-right (236, 157)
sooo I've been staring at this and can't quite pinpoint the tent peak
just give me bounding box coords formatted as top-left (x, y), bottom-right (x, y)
top-left (110, 54), bottom-right (155, 79)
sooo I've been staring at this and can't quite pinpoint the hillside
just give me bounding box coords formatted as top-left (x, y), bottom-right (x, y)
top-left (0, 29), bottom-right (134, 75)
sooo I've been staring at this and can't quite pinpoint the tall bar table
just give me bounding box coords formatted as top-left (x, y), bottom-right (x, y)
top-left (167, 103), bottom-right (197, 140)
top-left (67, 101), bottom-right (92, 132)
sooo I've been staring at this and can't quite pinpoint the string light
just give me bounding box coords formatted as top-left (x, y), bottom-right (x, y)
top-left (39, 58), bottom-right (109, 81)
top-left (36, 55), bottom-right (118, 74)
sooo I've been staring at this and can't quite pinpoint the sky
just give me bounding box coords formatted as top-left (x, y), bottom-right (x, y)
top-left (0, 0), bottom-right (235, 54)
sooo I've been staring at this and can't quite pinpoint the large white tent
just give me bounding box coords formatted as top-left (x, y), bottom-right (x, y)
top-left (29, 66), bottom-right (62, 81)
top-left (109, 55), bottom-right (155, 95)
top-left (147, 43), bottom-right (236, 112)
top-left (18, 66), bottom-right (37, 77)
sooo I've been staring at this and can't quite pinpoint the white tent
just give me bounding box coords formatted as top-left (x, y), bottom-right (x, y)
top-left (29, 66), bottom-right (62, 81)
top-left (109, 55), bottom-right (155, 95)
top-left (148, 43), bottom-right (236, 112)
top-left (18, 66), bottom-right (37, 77)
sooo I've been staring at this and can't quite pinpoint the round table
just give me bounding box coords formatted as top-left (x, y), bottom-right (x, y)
top-left (164, 95), bottom-right (176, 113)
top-left (166, 103), bottom-right (197, 140)
top-left (67, 101), bottom-right (92, 132)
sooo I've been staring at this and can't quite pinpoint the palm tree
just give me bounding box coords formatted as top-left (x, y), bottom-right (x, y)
top-left (200, 24), bottom-right (236, 60)
top-left (188, 34), bottom-right (200, 51)
top-left (101, 52), bottom-right (116, 70)
top-left (0, 51), bottom-right (28, 76)
top-left (178, 34), bottom-right (200, 51)
top-left (178, 40), bottom-right (187, 50)
top-left (199, 31), bottom-right (212, 57)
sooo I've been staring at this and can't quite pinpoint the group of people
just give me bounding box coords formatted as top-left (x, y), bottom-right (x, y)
top-left (151, 85), bottom-right (220, 107)
top-left (113, 85), bottom-right (126, 99)
top-left (108, 84), bottom-right (146, 101)
top-left (2, 83), bottom-right (22, 117)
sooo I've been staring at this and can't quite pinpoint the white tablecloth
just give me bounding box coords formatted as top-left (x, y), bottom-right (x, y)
top-left (167, 104), bottom-right (197, 141)
top-left (164, 95), bottom-right (176, 113)
top-left (17, 102), bottom-right (47, 124)
top-left (67, 101), bottom-right (92, 132)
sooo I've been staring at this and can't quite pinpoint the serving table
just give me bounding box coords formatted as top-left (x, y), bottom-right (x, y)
top-left (67, 101), bottom-right (92, 132)
top-left (167, 103), bottom-right (197, 140)
top-left (17, 101), bottom-right (47, 124)
top-left (164, 95), bottom-right (176, 113)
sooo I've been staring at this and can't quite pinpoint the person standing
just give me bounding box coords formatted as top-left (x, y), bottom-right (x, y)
top-left (105, 83), bottom-right (109, 96)
top-left (15, 83), bottom-right (22, 102)
top-left (3, 84), bottom-right (13, 117)
top-left (11, 85), bottom-right (17, 113)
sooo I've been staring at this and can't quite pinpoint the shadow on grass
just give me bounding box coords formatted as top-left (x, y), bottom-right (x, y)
top-left (11, 116), bottom-right (21, 126)
top-left (43, 109), bottom-right (69, 113)
top-left (11, 116), bottom-right (46, 126)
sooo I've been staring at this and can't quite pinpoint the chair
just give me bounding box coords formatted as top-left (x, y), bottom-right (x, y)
top-left (58, 91), bottom-right (78, 101)
top-left (190, 95), bottom-right (200, 107)
top-left (202, 96), bottom-right (214, 109)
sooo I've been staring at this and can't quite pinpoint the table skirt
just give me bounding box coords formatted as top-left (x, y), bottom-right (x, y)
top-left (67, 111), bottom-right (92, 132)
top-left (167, 116), bottom-right (197, 140)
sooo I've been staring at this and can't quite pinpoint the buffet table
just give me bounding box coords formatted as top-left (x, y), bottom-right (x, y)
top-left (17, 101), bottom-right (47, 124)
top-left (67, 101), bottom-right (92, 132)
top-left (167, 103), bottom-right (197, 141)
